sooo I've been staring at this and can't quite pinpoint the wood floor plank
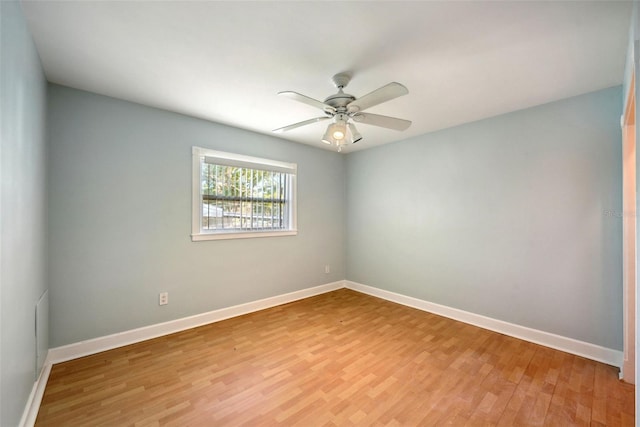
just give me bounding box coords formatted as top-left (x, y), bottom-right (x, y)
top-left (36, 289), bottom-right (634, 426)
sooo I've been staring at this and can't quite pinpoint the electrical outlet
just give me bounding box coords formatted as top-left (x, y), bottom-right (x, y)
top-left (325, 265), bottom-right (331, 274)
top-left (159, 292), bottom-right (169, 306)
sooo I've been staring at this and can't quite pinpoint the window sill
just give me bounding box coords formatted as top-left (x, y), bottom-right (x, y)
top-left (191, 230), bottom-right (298, 241)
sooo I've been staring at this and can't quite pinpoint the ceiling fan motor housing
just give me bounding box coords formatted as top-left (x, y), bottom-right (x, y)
top-left (324, 91), bottom-right (355, 110)
top-left (324, 73), bottom-right (356, 111)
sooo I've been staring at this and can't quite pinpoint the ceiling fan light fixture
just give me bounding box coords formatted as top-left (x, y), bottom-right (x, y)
top-left (329, 118), bottom-right (347, 141)
top-left (322, 125), bottom-right (335, 145)
top-left (348, 123), bottom-right (362, 144)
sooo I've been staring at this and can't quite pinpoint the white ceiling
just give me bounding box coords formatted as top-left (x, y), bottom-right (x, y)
top-left (21, 1), bottom-right (631, 153)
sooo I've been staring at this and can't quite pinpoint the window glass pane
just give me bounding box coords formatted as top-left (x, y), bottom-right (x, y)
top-left (200, 163), bottom-right (290, 232)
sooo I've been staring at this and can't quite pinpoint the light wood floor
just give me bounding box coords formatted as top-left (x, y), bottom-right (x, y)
top-left (36, 289), bottom-right (634, 426)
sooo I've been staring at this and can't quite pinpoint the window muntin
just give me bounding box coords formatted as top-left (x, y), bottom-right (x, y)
top-left (192, 147), bottom-right (297, 241)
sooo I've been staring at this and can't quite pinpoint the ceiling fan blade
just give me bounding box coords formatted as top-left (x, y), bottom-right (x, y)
top-left (278, 91), bottom-right (336, 114)
top-left (273, 116), bottom-right (330, 133)
top-left (347, 82), bottom-right (408, 112)
top-left (351, 113), bottom-right (411, 131)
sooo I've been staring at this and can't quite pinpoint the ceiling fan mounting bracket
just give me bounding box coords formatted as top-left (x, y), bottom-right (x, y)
top-left (331, 73), bottom-right (352, 89)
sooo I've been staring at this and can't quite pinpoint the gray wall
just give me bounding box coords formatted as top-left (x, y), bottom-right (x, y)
top-left (47, 85), bottom-right (346, 347)
top-left (346, 87), bottom-right (623, 350)
top-left (0, 1), bottom-right (49, 425)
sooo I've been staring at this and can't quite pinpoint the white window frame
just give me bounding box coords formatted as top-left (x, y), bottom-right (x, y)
top-left (191, 146), bottom-right (297, 241)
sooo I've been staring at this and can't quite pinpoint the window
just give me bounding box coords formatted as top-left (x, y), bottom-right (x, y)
top-left (192, 147), bottom-right (297, 241)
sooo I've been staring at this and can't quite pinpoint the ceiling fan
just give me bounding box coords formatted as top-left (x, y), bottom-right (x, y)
top-left (273, 73), bottom-right (411, 151)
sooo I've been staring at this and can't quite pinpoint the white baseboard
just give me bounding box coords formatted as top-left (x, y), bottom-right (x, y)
top-left (47, 278), bottom-right (623, 368)
top-left (345, 280), bottom-right (623, 368)
top-left (19, 353), bottom-right (52, 427)
top-left (47, 280), bottom-right (344, 364)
